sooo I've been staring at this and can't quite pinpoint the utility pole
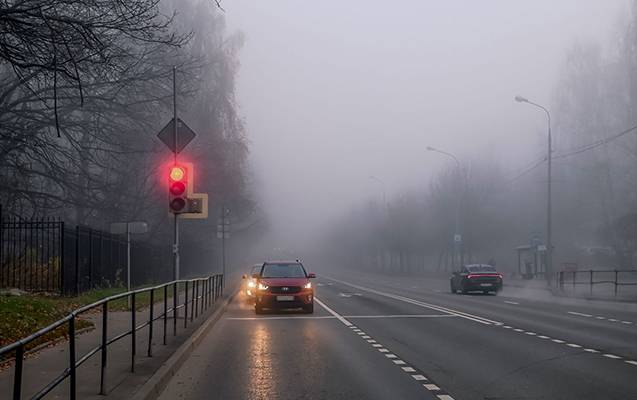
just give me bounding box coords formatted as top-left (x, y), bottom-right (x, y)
top-left (173, 66), bottom-right (180, 281)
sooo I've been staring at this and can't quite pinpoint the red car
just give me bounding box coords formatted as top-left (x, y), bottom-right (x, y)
top-left (254, 261), bottom-right (316, 314)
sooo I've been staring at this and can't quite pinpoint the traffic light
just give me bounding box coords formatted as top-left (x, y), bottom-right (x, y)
top-left (168, 164), bottom-right (188, 213)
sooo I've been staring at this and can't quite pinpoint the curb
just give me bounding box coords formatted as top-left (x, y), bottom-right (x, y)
top-left (130, 289), bottom-right (237, 400)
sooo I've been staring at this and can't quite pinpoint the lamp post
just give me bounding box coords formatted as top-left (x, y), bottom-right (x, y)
top-left (515, 95), bottom-right (553, 282)
top-left (426, 146), bottom-right (463, 270)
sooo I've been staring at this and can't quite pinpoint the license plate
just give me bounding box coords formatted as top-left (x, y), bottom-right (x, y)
top-left (480, 283), bottom-right (492, 287)
top-left (276, 295), bottom-right (294, 301)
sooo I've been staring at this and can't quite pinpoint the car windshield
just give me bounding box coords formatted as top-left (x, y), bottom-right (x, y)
top-left (466, 265), bottom-right (496, 273)
top-left (261, 263), bottom-right (306, 278)
top-left (250, 265), bottom-right (261, 275)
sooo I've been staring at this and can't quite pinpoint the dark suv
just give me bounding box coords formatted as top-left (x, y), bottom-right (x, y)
top-left (450, 264), bottom-right (503, 294)
top-left (254, 261), bottom-right (316, 314)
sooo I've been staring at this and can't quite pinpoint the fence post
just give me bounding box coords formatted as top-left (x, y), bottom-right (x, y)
top-left (74, 225), bottom-right (80, 295)
top-left (69, 316), bottom-right (77, 400)
top-left (148, 289), bottom-right (154, 357)
top-left (163, 285), bottom-right (168, 345)
top-left (573, 271), bottom-right (576, 290)
top-left (131, 292), bottom-right (136, 373)
top-left (614, 270), bottom-right (618, 297)
top-left (100, 302), bottom-right (108, 395)
top-left (194, 281), bottom-right (198, 319)
top-left (589, 270), bottom-right (593, 296)
top-left (13, 344), bottom-right (24, 400)
top-left (59, 222), bottom-right (65, 295)
top-left (184, 281), bottom-right (189, 328)
top-left (173, 282), bottom-right (178, 336)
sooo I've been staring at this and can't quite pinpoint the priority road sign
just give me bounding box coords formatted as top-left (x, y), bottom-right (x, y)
top-left (157, 118), bottom-right (196, 154)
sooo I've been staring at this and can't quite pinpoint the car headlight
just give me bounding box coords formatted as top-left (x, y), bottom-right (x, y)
top-left (247, 280), bottom-right (256, 288)
top-left (258, 282), bottom-right (269, 291)
top-left (303, 282), bottom-right (312, 289)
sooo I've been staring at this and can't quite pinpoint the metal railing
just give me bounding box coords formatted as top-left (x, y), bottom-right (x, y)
top-left (557, 269), bottom-right (637, 296)
top-left (0, 274), bottom-right (223, 400)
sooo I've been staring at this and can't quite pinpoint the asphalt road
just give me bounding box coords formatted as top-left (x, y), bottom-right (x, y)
top-left (158, 271), bottom-right (637, 400)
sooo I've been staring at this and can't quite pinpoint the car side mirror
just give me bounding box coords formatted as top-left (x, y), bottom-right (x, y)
top-left (308, 273), bottom-right (316, 278)
top-left (242, 274), bottom-right (247, 279)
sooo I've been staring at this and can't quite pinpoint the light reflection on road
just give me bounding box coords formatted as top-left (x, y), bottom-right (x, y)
top-left (248, 324), bottom-right (276, 399)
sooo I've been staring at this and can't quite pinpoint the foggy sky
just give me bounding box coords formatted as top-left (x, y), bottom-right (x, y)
top-left (224, 1), bottom-right (627, 251)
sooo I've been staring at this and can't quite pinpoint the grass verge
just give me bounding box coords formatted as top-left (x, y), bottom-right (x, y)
top-left (1, 284), bottom-right (173, 358)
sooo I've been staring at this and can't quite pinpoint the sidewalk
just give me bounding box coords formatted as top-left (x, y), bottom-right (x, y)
top-left (0, 288), bottom-right (224, 399)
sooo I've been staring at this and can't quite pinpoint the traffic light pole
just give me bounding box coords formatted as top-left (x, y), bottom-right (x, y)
top-left (172, 66), bottom-right (180, 280)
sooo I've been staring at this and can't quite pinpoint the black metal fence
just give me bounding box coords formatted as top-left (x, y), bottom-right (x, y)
top-left (557, 269), bottom-right (637, 296)
top-left (1, 211), bottom-right (171, 295)
top-left (0, 274), bottom-right (224, 400)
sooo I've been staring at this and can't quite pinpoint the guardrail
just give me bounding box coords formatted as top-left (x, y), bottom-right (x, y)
top-left (0, 273), bottom-right (223, 400)
top-left (557, 269), bottom-right (637, 296)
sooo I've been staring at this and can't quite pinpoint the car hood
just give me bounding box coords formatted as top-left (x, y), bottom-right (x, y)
top-left (259, 277), bottom-right (309, 286)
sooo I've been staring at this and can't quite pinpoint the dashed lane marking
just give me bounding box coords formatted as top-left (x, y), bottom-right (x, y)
top-left (324, 277), bottom-right (501, 325)
top-left (568, 311), bottom-right (635, 326)
top-left (497, 323), bottom-right (635, 367)
top-left (315, 296), bottom-right (456, 399)
top-left (504, 301), bottom-right (519, 305)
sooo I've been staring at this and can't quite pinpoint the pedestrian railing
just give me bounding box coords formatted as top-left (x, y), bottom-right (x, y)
top-left (557, 269), bottom-right (637, 296)
top-left (0, 273), bottom-right (223, 400)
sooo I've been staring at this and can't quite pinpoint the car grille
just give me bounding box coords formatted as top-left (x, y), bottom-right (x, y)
top-left (270, 286), bottom-right (301, 294)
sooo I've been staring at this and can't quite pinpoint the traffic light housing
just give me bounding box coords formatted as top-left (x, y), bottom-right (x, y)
top-left (168, 165), bottom-right (188, 213)
top-left (166, 162), bottom-right (208, 218)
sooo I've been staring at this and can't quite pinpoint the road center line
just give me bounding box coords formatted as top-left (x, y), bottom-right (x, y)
top-left (324, 277), bottom-right (501, 325)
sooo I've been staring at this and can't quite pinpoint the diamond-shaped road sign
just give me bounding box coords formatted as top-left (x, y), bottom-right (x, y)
top-left (157, 118), bottom-right (196, 154)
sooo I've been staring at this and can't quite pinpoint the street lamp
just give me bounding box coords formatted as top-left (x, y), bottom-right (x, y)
top-left (515, 95), bottom-right (553, 282)
top-left (426, 146), bottom-right (463, 269)
top-left (369, 176), bottom-right (387, 208)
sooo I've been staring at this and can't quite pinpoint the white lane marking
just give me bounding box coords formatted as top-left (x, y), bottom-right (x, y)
top-left (317, 293), bottom-right (454, 397)
top-left (595, 316), bottom-right (605, 320)
top-left (504, 301), bottom-right (519, 305)
top-left (626, 360), bottom-right (637, 366)
top-left (315, 297), bottom-right (352, 327)
top-left (345, 314), bottom-right (457, 319)
top-left (503, 325), bottom-right (512, 329)
top-left (552, 339), bottom-right (565, 343)
top-left (339, 293), bottom-right (352, 298)
top-left (372, 344), bottom-right (383, 348)
top-left (566, 343), bottom-right (581, 348)
top-left (525, 332), bottom-right (537, 336)
top-left (608, 319), bottom-right (618, 322)
top-left (584, 348), bottom-right (599, 353)
top-left (367, 339), bottom-right (376, 343)
top-left (424, 384), bottom-right (441, 391)
top-left (621, 321), bottom-right (632, 324)
top-left (514, 328), bottom-right (524, 332)
top-left (437, 396), bottom-right (455, 400)
top-left (568, 311), bottom-right (592, 317)
top-left (325, 277), bottom-right (501, 325)
top-left (604, 354), bottom-right (621, 359)
top-left (362, 335), bottom-right (371, 339)
top-left (227, 316), bottom-right (336, 320)
top-left (538, 335), bottom-right (550, 339)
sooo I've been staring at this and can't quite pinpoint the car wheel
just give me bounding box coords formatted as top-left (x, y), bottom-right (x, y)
top-left (482, 290), bottom-right (490, 295)
top-left (255, 304), bottom-right (263, 315)
top-left (303, 302), bottom-right (314, 314)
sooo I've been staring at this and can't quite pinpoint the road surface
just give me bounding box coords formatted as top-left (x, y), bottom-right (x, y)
top-left (159, 271), bottom-right (637, 399)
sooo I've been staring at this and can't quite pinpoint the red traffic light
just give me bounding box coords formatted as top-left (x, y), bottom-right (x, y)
top-left (170, 181), bottom-right (186, 196)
